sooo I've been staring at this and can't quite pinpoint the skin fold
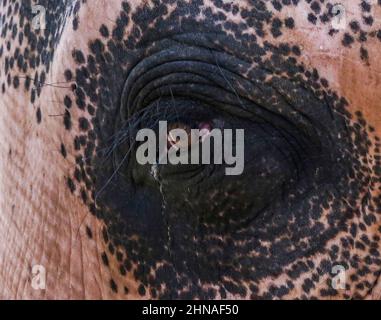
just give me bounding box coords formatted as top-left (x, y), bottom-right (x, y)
top-left (0, 0), bottom-right (381, 299)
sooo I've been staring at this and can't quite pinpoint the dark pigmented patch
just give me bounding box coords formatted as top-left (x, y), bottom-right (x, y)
top-left (63, 110), bottom-right (72, 130)
top-left (36, 107), bottom-right (42, 124)
top-left (271, 18), bottom-right (283, 38)
top-left (73, 17), bottom-right (79, 31)
top-left (60, 143), bottom-right (67, 158)
top-left (110, 279), bottom-right (118, 293)
top-left (86, 225), bottom-right (93, 239)
top-left (101, 252), bottom-right (109, 267)
top-left (361, 1), bottom-right (371, 12)
top-left (64, 70), bottom-right (73, 82)
top-left (138, 284), bottom-right (146, 297)
top-left (307, 13), bottom-right (317, 24)
top-left (78, 117), bottom-right (90, 131)
top-left (99, 25), bottom-right (109, 38)
top-left (67, 177), bottom-right (75, 194)
top-left (284, 17), bottom-right (295, 29)
top-left (350, 21), bottom-right (360, 32)
top-left (13, 75), bottom-right (19, 88)
top-left (360, 46), bottom-right (369, 62)
top-left (342, 33), bottom-right (355, 47)
top-left (64, 96), bottom-right (72, 109)
top-left (363, 15), bottom-right (374, 26)
top-left (310, 2), bottom-right (321, 14)
top-left (72, 49), bottom-right (86, 64)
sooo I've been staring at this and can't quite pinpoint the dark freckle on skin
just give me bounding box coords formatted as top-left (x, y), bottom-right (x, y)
top-left (30, 89), bottom-right (36, 104)
top-left (284, 17), bottom-right (295, 29)
top-left (342, 33), bottom-right (355, 47)
top-left (359, 31), bottom-right (367, 42)
top-left (116, 251), bottom-right (123, 262)
top-left (74, 168), bottom-right (82, 182)
top-left (280, 43), bottom-right (292, 54)
top-left (108, 243), bottom-right (115, 255)
top-left (272, 0), bottom-right (282, 11)
top-left (80, 188), bottom-right (88, 203)
top-left (13, 75), bottom-right (19, 88)
top-left (110, 279), bottom-right (118, 293)
top-left (150, 288), bottom-right (158, 298)
top-left (72, 17), bottom-right (79, 30)
top-left (292, 45), bottom-right (301, 56)
top-left (67, 177), bottom-right (75, 193)
top-left (72, 49), bottom-right (85, 64)
top-left (124, 259), bottom-right (132, 272)
top-left (319, 14), bottom-right (329, 23)
top-left (361, 1), bottom-right (371, 12)
top-left (320, 78), bottom-right (329, 88)
top-left (89, 39), bottom-right (105, 57)
top-left (328, 28), bottom-right (339, 36)
top-left (63, 110), bottom-right (72, 130)
top-left (74, 136), bottom-right (81, 151)
top-left (60, 143), bottom-right (67, 158)
top-left (101, 252), bottom-right (109, 267)
top-left (64, 70), bottom-right (73, 82)
top-left (119, 265), bottom-right (127, 276)
top-left (138, 284), bottom-right (146, 296)
top-left (350, 21), bottom-right (360, 32)
top-left (99, 25), bottom-right (109, 38)
top-left (360, 46), bottom-right (369, 62)
top-left (102, 227), bottom-right (109, 243)
top-left (36, 107), bottom-right (42, 124)
top-left (86, 226), bottom-right (93, 239)
top-left (271, 18), bottom-right (283, 38)
top-left (363, 15), bottom-right (374, 26)
top-left (87, 104), bottom-right (95, 115)
top-left (79, 135), bottom-right (87, 147)
top-left (64, 95), bottom-right (72, 109)
top-left (308, 13), bottom-right (317, 24)
top-left (79, 117), bottom-right (90, 131)
top-left (310, 1), bottom-right (321, 14)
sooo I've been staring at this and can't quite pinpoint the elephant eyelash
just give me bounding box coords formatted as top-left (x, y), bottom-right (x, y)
top-left (94, 100), bottom-right (216, 199)
top-left (18, 75), bottom-right (74, 89)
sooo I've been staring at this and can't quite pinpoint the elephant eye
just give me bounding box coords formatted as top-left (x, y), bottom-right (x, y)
top-left (115, 97), bottom-right (315, 232)
top-left (110, 45), bottom-right (333, 233)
